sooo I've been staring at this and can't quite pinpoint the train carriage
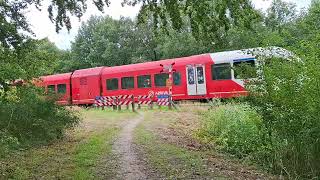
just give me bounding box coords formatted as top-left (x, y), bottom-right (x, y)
top-left (41, 73), bottom-right (72, 105)
top-left (40, 48), bottom-right (275, 106)
top-left (100, 50), bottom-right (255, 101)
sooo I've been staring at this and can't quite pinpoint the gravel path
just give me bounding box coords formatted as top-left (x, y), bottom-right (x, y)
top-left (112, 113), bottom-right (147, 180)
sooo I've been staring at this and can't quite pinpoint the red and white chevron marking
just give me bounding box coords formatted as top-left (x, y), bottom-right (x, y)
top-left (94, 99), bottom-right (103, 107)
top-left (118, 95), bottom-right (134, 105)
top-left (95, 96), bottom-right (117, 107)
top-left (138, 94), bottom-right (153, 105)
top-left (117, 95), bottom-right (132, 99)
top-left (157, 97), bottom-right (170, 106)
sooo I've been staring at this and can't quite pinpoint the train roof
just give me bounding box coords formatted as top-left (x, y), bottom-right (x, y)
top-left (72, 67), bottom-right (105, 78)
top-left (102, 54), bottom-right (212, 75)
top-left (209, 46), bottom-right (298, 63)
top-left (42, 72), bottom-right (72, 82)
top-left (210, 50), bottom-right (255, 64)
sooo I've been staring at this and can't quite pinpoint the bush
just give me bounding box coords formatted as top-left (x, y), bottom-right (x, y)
top-left (0, 85), bottom-right (80, 149)
top-left (0, 131), bottom-right (19, 158)
top-left (200, 99), bottom-right (320, 179)
top-left (199, 104), bottom-right (269, 159)
top-left (245, 53), bottom-right (320, 178)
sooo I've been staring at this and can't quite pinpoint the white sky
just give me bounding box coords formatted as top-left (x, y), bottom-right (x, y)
top-left (25, 0), bottom-right (311, 50)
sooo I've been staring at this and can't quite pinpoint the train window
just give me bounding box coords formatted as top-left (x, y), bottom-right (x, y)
top-left (211, 63), bottom-right (232, 80)
top-left (107, 78), bottom-right (119, 90)
top-left (187, 66), bottom-right (195, 85)
top-left (173, 72), bottom-right (181, 86)
top-left (233, 60), bottom-right (256, 79)
top-left (121, 77), bottom-right (134, 89)
top-left (138, 75), bottom-right (151, 88)
top-left (197, 67), bottom-right (205, 84)
top-left (47, 85), bottom-right (55, 93)
top-left (57, 84), bottom-right (67, 94)
top-left (155, 73), bottom-right (169, 87)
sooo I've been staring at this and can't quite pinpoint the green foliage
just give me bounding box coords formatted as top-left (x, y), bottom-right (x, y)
top-left (124, 0), bottom-right (261, 45)
top-left (265, 0), bottom-right (297, 32)
top-left (68, 15), bottom-right (212, 70)
top-left (134, 121), bottom-right (220, 178)
top-left (240, 1), bottom-right (320, 178)
top-left (73, 127), bottom-right (119, 179)
top-left (245, 56), bottom-right (320, 178)
top-left (199, 104), bottom-right (268, 158)
top-left (70, 16), bottom-right (157, 69)
top-left (0, 131), bottom-right (19, 158)
top-left (0, 0), bottom-right (110, 48)
top-left (0, 39), bottom-right (66, 88)
top-left (0, 86), bottom-right (80, 148)
top-left (154, 29), bottom-right (211, 60)
top-left (1, 0), bottom-right (261, 49)
top-left (197, 1), bottom-right (320, 178)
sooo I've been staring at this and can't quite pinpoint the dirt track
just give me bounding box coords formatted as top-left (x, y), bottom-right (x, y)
top-left (112, 113), bottom-right (147, 180)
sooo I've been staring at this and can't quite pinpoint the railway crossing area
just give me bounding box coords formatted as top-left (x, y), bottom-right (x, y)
top-left (94, 93), bottom-right (174, 111)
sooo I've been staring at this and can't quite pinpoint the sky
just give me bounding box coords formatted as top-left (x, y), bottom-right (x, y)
top-left (25, 0), bottom-right (312, 50)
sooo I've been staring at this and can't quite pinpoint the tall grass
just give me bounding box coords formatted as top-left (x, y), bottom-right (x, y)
top-left (199, 104), bottom-right (268, 159)
top-left (199, 102), bottom-right (320, 179)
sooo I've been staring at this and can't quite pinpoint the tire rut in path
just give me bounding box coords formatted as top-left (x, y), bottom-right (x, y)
top-left (112, 113), bottom-right (147, 180)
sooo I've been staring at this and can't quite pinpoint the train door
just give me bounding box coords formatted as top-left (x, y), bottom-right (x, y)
top-left (186, 65), bottom-right (207, 96)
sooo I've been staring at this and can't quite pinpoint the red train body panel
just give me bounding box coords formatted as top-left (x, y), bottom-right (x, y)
top-left (71, 67), bottom-right (105, 105)
top-left (41, 73), bottom-right (72, 105)
top-left (40, 49), bottom-right (257, 105)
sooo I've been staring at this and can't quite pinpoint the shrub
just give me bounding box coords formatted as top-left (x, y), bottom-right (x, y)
top-left (0, 85), bottom-right (80, 148)
top-left (0, 131), bottom-right (19, 158)
top-left (200, 51), bottom-right (320, 178)
top-left (199, 104), bottom-right (269, 159)
top-left (245, 53), bottom-right (320, 178)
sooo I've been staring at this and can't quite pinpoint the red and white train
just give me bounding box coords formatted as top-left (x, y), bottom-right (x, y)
top-left (40, 48), bottom-right (269, 105)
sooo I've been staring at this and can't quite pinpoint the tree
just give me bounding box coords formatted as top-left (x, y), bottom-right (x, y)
top-left (243, 1), bottom-right (320, 177)
top-left (265, 0), bottom-right (297, 32)
top-left (70, 15), bottom-right (217, 69)
top-left (155, 29), bottom-right (211, 59)
top-left (0, 0), bottom-right (264, 85)
top-left (0, 0), bottom-right (262, 49)
top-left (70, 16), bottom-right (158, 68)
top-left (0, 0), bottom-right (109, 48)
top-left (124, 0), bottom-right (261, 45)
top-left (0, 38), bottom-right (64, 92)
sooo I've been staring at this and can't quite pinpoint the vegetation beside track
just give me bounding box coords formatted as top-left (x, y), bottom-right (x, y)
top-left (199, 101), bottom-right (320, 179)
top-left (0, 86), bottom-right (80, 158)
top-left (0, 109), bottom-right (134, 179)
top-left (134, 109), bottom-right (272, 179)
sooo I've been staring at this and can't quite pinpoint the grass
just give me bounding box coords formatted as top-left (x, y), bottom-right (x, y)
top-left (0, 108), bottom-right (134, 179)
top-left (134, 113), bottom-right (227, 179)
top-left (81, 108), bottom-right (136, 120)
top-left (73, 127), bottom-right (119, 179)
top-left (134, 110), bottom-right (272, 179)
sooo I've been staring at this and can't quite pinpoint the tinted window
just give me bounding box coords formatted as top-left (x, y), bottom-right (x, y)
top-left (138, 75), bottom-right (151, 88)
top-left (155, 73), bottom-right (169, 87)
top-left (121, 77), bottom-right (134, 89)
top-left (107, 78), bottom-right (119, 90)
top-left (196, 67), bottom-right (205, 84)
top-left (187, 66), bottom-right (195, 85)
top-left (47, 85), bottom-right (55, 93)
top-left (57, 84), bottom-right (66, 94)
top-left (173, 72), bottom-right (181, 86)
top-left (234, 60), bottom-right (256, 79)
top-left (211, 63), bottom-right (232, 80)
